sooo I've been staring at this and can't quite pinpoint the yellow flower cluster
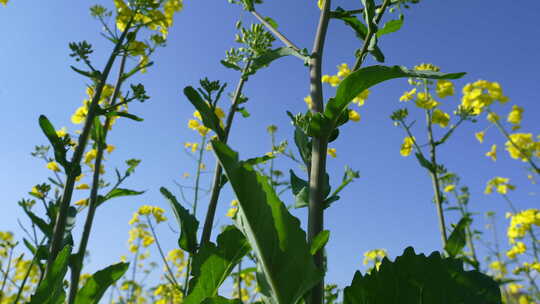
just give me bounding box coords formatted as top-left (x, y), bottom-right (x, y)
top-left (400, 136), bottom-right (415, 157)
top-left (415, 92), bottom-right (439, 110)
top-left (443, 184), bottom-right (456, 193)
top-left (414, 63), bottom-right (441, 72)
top-left (232, 271), bottom-right (257, 302)
top-left (506, 209), bottom-right (540, 244)
top-left (460, 80), bottom-right (509, 115)
top-left (114, 0), bottom-right (183, 38)
top-left (506, 241), bottom-right (526, 259)
top-left (484, 177), bottom-right (515, 195)
top-left (72, 85), bottom-right (119, 125)
top-left (507, 105), bottom-right (524, 125)
top-left (435, 80), bottom-right (455, 98)
top-left (485, 144), bottom-right (497, 161)
top-left (188, 108), bottom-right (224, 136)
top-left (488, 260), bottom-right (507, 279)
top-left (505, 133), bottom-right (540, 162)
top-left (153, 283), bottom-right (183, 304)
top-left (363, 249), bottom-right (387, 271)
top-left (46, 161), bottom-right (61, 172)
top-left (130, 205), bottom-right (168, 224)
top-left (432, 109), bottom-right (450, 128)
top-left (128, 224), bottom-right (155, 252)
top-left (166, 248), bottom-right (187, 279)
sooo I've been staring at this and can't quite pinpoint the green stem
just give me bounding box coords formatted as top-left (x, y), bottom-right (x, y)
top-left (183, 135), bottom-right (207, 296)
top-left (67, 53), bottom-right (128, 304)
top-left (0, 246), bottom-right (14, 301)
top-left (454, 192), bottom-right (479, 268)
top-left (352, 0), bottom-right (392, 71)
top-left (146, 216), bottom-right (181, 291)
top-left (200, 60), bottom-right (252, 245)
top-left (307, 1), bottom-right (331, 304)
top-left (237, 260), bottom-right (243, 303)
top-left (47, 17), bottom-right (134, 269)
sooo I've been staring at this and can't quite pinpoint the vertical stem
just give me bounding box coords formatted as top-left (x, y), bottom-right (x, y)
top-left (67, 54), bottom-right (129, 304)
top-left (200, 60), bottom-right (251, 245)
top-left (308, 2), bottom-right (331, 304)
top-left (237, 260), bottom-right (243, 303)
top-left (47, 18), bottom-right (134, 268)
top-left (424, 82), bottom-right (448, 250)
top-left (455, 197), bottom-right (479, 268)
top-left (0, 246), bottom-right (14, 301)
top-left (146, 216), bottom-right (181, 290)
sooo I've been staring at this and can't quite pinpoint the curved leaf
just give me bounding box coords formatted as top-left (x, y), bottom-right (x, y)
top-left (39, 115), bottom-right (68, 169)
top-left (160, 187), bottom-right (199, 253)
top-left (184, 86), bottom-right (225, 140)
top-left (343, 247), bottom-right (501, 304)
top-left (324, 65), bottom-right (466, 133)
top-left (212, 140), bottom-right (323, 304)
top-left (29, 246), bottom-right (71, 304)
top-left (75, 262), bottom-right (129, 304)
top-left (445, 216), bottom-right (473, 257)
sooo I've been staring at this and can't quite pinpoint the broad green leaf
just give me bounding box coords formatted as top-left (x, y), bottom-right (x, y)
top-left (29, 246), bottom-right (72, 304)
top-left (343, 247), bottom-right (501, 304)
top-left (160, 187), bottom-right (199, 253)
top-left (310, 230), bottom-right (330, 255)
top-left (185, 226), bottom-right (250, 304)
top-left (184, 86), bottom-right (225, 140)
top-left (201, 296), bottom-right (243, 304)
top-left (376, 19), bottom-right (404, 37)
top-left (324, 65), bottom-right (466, 133)
top-left (97, 188), bottom-right (145, 207)
top-left (445, 216), bottom-right (473, 257)
top-left (249, 47), bottom-right (309, 75)
top-left (39, 115), bottom-right (68, 169)
top-left (75, 262), bottom-right (129, 304)
top-left (104, 111), bottom-right (144, 122)
top-left (211, 140), bottom-right (323, 304)
top-left (307, 112), bottom-right (332, 138)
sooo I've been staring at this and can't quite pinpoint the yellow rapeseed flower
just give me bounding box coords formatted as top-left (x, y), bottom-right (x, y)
top-left (75, 199), bottom-right (88, 206)
top-left (327, 148), bottom-right (337, 158)
top-left (400, 136), bottom-right (415, 157)
top-left (487, 112), bottom-right (500, 123)
top-left (505, 133), bottom-right (538, 162)
top-left (56, 127), bottom-right (67, 138)
top-left (432, 109), bottom-right (450, 128)
top-left (337, 63), bottom-right (351, 78)
top-left (485, 144), bottom-right (497, 161)
top-left (75, 184), bottom-right (90, 190)
top-left (106, 145), bottom-right (115, 153)
top-left (485, 177), bottom-right (515, 195)
top-left (349, 109), bottom-right (361, 122)
top-left (415, 92), bottom-right (439, 109)
top-left (435, 80), bottom-right (454, 98)
top-left (399, 88), bottom-right (417, 102)
top-left (188, 119), bottom-right (200, 130)
top-left (475, 131), bottom-right (485, 143)
top-left (304, 95), bottom-right (314, 110)
top-left (507, 105), bottom-right (523, 125)
top-left (414, 63), bottom-right (440, 72)
top-left (46, 161), bottom-right (61, 172)
top-left (352, 89), bottom-right (369, 106)
top-left (444, 184), bottom-right (456, 193)
top-left (71, 105), bottom-right (88, 124)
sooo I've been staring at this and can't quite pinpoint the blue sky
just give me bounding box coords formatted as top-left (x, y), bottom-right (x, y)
top-left (1, 0), bottom-right (539, 293)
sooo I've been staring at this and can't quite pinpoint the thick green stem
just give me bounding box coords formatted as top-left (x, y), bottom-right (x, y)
top-left (47, 18), bottom-right (134, 269)
top-left (200, 60), bottom-right (251, 245)
top-left (307, 2), bottom-right (331, 304)
top-left (67, 54), bottom-right (128, 304)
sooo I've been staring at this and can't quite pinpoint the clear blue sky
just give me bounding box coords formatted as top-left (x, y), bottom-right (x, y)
top-left (1, 0), bottom-right (539, 292)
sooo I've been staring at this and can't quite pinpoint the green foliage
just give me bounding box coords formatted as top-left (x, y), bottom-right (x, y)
top-left (29, 246), bottom-right (72, 304)
top-left (324, 65), bottom-right (466, 136)
top-left (97, 188), bottom-right (145, 208)
top-left (248, 47), bottom-right (309, 75)
top-left (160, 187), bottom-right (199, 253)
top-left (39, 115), bottom-right (68, 169)
top-left (445, 216), bottom-right (473, 258)
top-left (310, 230), bottom-right (330, 255)
top-left (75, 262), bottom-right (129, 304)
top-left (343, 247), bottom-right (501, 304)
top-left (377, 19), bottom-right (404, 38)
top-left (211, 140), bottom-right (323, 304)
top-left (184, 226), bottom-right (250, 304)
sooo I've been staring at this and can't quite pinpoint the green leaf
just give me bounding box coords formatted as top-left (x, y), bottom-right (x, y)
top-left (184, 226), bottom-right (250, 304)
top-left (220, 60), bottom-right (242, 71)
top-left (325, 65), bottom-right (466, 131)
top-left (376, 19), bottom-right (404, 37)
top-left (361, 0), bottom-right (376, 32)
top-left (249, 47), bottom-right (309, 75)
top-left (184, 86), bottom-right (225, 140)
top-left (290, 170), bottom-right (309, 209)
top-left (75, 262), bottom-right (129, 304)
top-left (122, 61), bottom-right (154, 81)
top-left (445, 216), bottom-right (473, 257)
top-left (29, 246), bottom-right (72, 304)
top-left (160, 187), bottom-right (199, 253)
top-left (237, 107), bottom-right (250, 118)
top-left (97, 188), bottom-right (145, 207)
top-left (211, 140), bottom-right (323, 304)
top-left (293, 126), bottom-right (311, 167)
top-left (264, 17), bottom-right (278, 29)
top-left (307, 112), bottom-right (332, 138)
top-left (104, 111), bottom-right (144, 122)
top-left (39, 115), bottom-right (68, 169)
top-left (343, 247), bottom-right (501, 304)
top-left (242, 155), bottom-right (275, 166)
top-left (70, 66), bottom-right (100, 79)
top-left (310, 230), bottom-right (330, 255)
top-left (23, 208), bottom-right (52, 238)
top-left (415, 152), bottom-right (436, 173)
